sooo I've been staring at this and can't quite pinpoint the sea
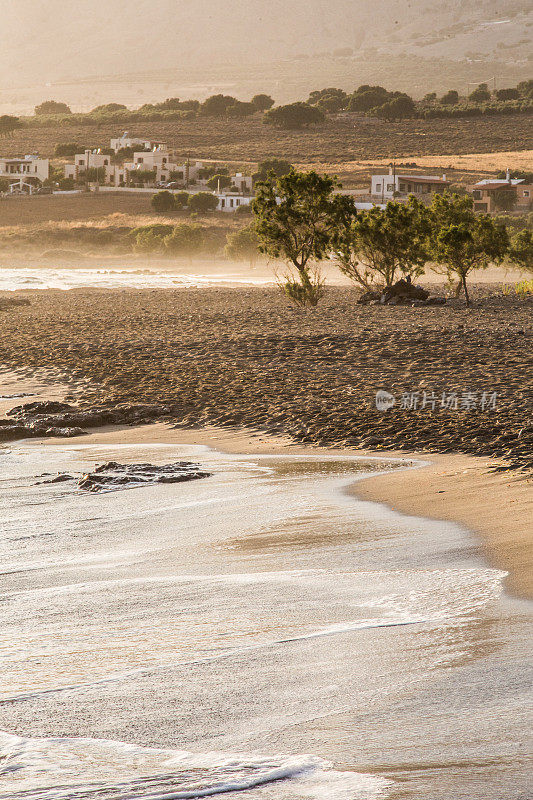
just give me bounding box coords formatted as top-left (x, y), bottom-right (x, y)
top-left (0, 438), bottom-right (531, 800)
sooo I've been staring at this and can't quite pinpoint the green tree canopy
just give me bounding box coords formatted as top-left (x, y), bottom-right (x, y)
top-left (35, 100), bottom-right (71, 116)
top-left (151, 190), bottom-right (176, 213)
top-left (251, 94), bottom-right (275, 111)
top-left (207, 174), bottom-right (232, 191)
top-left (252, 169), bottom-right (354, 305)
top-left (90, 103), bottom-right (128, 113)
top-left (495, 88), bottom-right (520, 101)
top-left (226, 101), bottom-right (256, 117)
top-left (263, 102), bottom-right (324, 129)
top-left (440, 90), bottom-right (459, 105)
top-left (469, 83), bottom-right (491, 103)
top-left (372, 94), bottom-right (415, 121)
top-left (509, 229), bottom-right (533, 272)
top-left (0, 115), bottom-right (22, 137)
top-left (429, 194), bottom-right (509, 305)
top-left (200, 94), bottom-right (237, 116)
top-left (188, 192), bottom-right (218, 213)
top-left (347, 87), bottom-right (389, 112)
top-left (491, 187), bottom-right (518, 212)
top-left (333, 197), bottom-right (430, 289)
top-left (164, 224), bottom-right (204, 256)
top-left (225, 223), bottom-right (261, 264)
top-left (253, 159), bottom-right (293, 182)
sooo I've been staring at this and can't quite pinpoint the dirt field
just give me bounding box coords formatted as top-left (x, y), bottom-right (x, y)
top-left (0, 192), bottom-right (158, 226)
top-left (5, 113), bottom-right (533, 164)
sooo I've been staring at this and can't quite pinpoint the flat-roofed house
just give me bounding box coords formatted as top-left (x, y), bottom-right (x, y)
top-left (371, 168), bottom-right (450, 200)
top-left (0, 155), bottom-right (49, 192)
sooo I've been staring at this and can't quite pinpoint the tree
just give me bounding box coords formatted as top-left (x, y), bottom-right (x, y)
top-left (207, 174), bottom-right (232, 191)
top-left (263, 102), bottom-right (324, 129)
top-left (226, 100), bottom-right (256, 117)
top-left (35, 100), bottom-right (71, 115)
top-left (428, 194), bottom-right (509, 306)
top-left (441, 90), bottom-right (459, 105)
top-left (251, 94), bottom-right (275, 111)
top-left (517, 79), bottom-right (533, 98)
top-left (492, 187), bottom-right (518, 212)
top-left (151, 190), bottom-right (175, 213)
top-left (469, 83), bottom-right (491, 103)
top-left (164, 224), bottom-right (204, 256)
top-left (348, 87), bottom-right (389, 112)
top-left (252, 170), bottom-right (352, 306)
top-left (128, 169), bottom-right (156, 185)
top-left (0, 115), bottom-right (21, 137)
top-left (423, 92), bottom-right (437, 103)
top-left (78, 167), bottom-right (106, 183)
top-left (495, 88), bottom-right (520, 101)
top-left (225, 223), bottom-right (261, 264)
top-left (372, 94), bottom-right (415, 121)
top-left (200, 94), bottom-right (236, 116)
top-left (333, 197), bottom-right (430, 289)
top-left (509, 229), bottom-right (533, 272)
top-left (253, 159), bottom-right (293, 182)
top-left (188, 192), bottom-right (218, 213)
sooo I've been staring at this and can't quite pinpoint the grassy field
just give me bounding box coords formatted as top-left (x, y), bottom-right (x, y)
top-left (4, 113), bottom-right (533, 164)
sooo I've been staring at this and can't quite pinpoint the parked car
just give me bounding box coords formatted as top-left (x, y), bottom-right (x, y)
top-left (164, 181), bottom-right (183, 190)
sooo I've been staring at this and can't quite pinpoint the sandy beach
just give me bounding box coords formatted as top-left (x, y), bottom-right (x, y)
top-left (1, 281), bottom-right (531, 602)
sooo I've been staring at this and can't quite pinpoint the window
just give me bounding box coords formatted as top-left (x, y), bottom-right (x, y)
top-left (387, 183), bottom-right (394, 191)
top-left (523, 190), bottom-right (530, 197)
top-left (137, 157), bottom-right (143, 164)
top-left (375, 183), bottom-right (381, 192)
top-left (79, 159), bottom-right (85, 166)
top-left (399, 183), bottom-right (406, 192)
top-left (473, 190), bottom-right (481, 199)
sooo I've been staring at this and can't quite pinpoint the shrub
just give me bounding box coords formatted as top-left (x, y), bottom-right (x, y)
top-left (54, 143), bottom-right (83, 156)
top-left (151, 190), bottom-right (175, 213)
top-left (224, 223), bottom-right (260, 263)
top-left (188, 192), bottom-right (218, 213)
top-left (35, 101), bottom-right (71, 115)
top-left (440, 90), bottom-right (459, 105)
top-left (164, 224), bottom-right (204, 256)
top-left (251, 94), bottom-right (275, 111)
top-left (263, 102), bottom-right (325, 129)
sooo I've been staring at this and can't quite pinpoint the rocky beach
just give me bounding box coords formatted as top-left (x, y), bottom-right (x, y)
top-left (0, 284), bottom-right (531, 470)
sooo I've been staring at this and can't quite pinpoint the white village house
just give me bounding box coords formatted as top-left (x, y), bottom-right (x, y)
top-left (0, 155), bottom-right (49, 192)
top-left (370, 168), bottom-right (450, 201)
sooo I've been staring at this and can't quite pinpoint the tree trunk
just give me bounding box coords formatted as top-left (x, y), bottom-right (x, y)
top-left (461, 274), bottom-right (470, 307)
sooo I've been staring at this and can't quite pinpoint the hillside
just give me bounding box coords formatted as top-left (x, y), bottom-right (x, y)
top-left (0, 1), bottom-right (530, 113)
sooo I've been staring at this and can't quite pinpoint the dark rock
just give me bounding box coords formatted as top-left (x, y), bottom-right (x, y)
top-left (427, 296), bottom-right (447, 306)
top-left (77, 461), bottom-right (211, 492)
top-left (8, 401), bottom-right (76, 417)
top-left (357, 291), bottom-right (380, 305)
top-left (37, 474), bottom-right (75, 484)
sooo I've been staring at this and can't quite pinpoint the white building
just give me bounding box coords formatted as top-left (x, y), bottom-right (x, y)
top-left (216, 193), bottom-right (254, 212)
top-left (64, 150), bottom-right (125, 185)
top-left (0, 155), bottom-right (49, 192)
top-left (370, 168), bottom-right (450, 200)
top-left (110, 134), bottom-right (164, 153)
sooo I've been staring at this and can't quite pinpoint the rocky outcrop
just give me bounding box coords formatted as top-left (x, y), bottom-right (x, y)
top-left (77, 461), bottom-right (211, 492)
top-left (358, 279), bottom-right (446, 307)
top-left (0, 402), bottom-right (172, 443)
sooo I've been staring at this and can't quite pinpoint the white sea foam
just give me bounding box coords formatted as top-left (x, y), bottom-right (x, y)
top-left (0, 732), bottom-right (389, 799)
top-left (0, 267), bottom-right (274, 292)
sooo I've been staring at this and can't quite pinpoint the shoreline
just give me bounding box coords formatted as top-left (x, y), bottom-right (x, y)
top-left (31, 418), bottom-right (532, 603)
top-left (1, 357), bottom-right (531, 603)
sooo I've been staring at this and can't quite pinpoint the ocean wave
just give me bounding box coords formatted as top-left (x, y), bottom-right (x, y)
top-left (0, 732), bottom-right (390, 799)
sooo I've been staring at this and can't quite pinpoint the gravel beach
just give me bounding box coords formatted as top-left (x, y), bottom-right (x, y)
top-left (0, 285), bottom-right (531, 469)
